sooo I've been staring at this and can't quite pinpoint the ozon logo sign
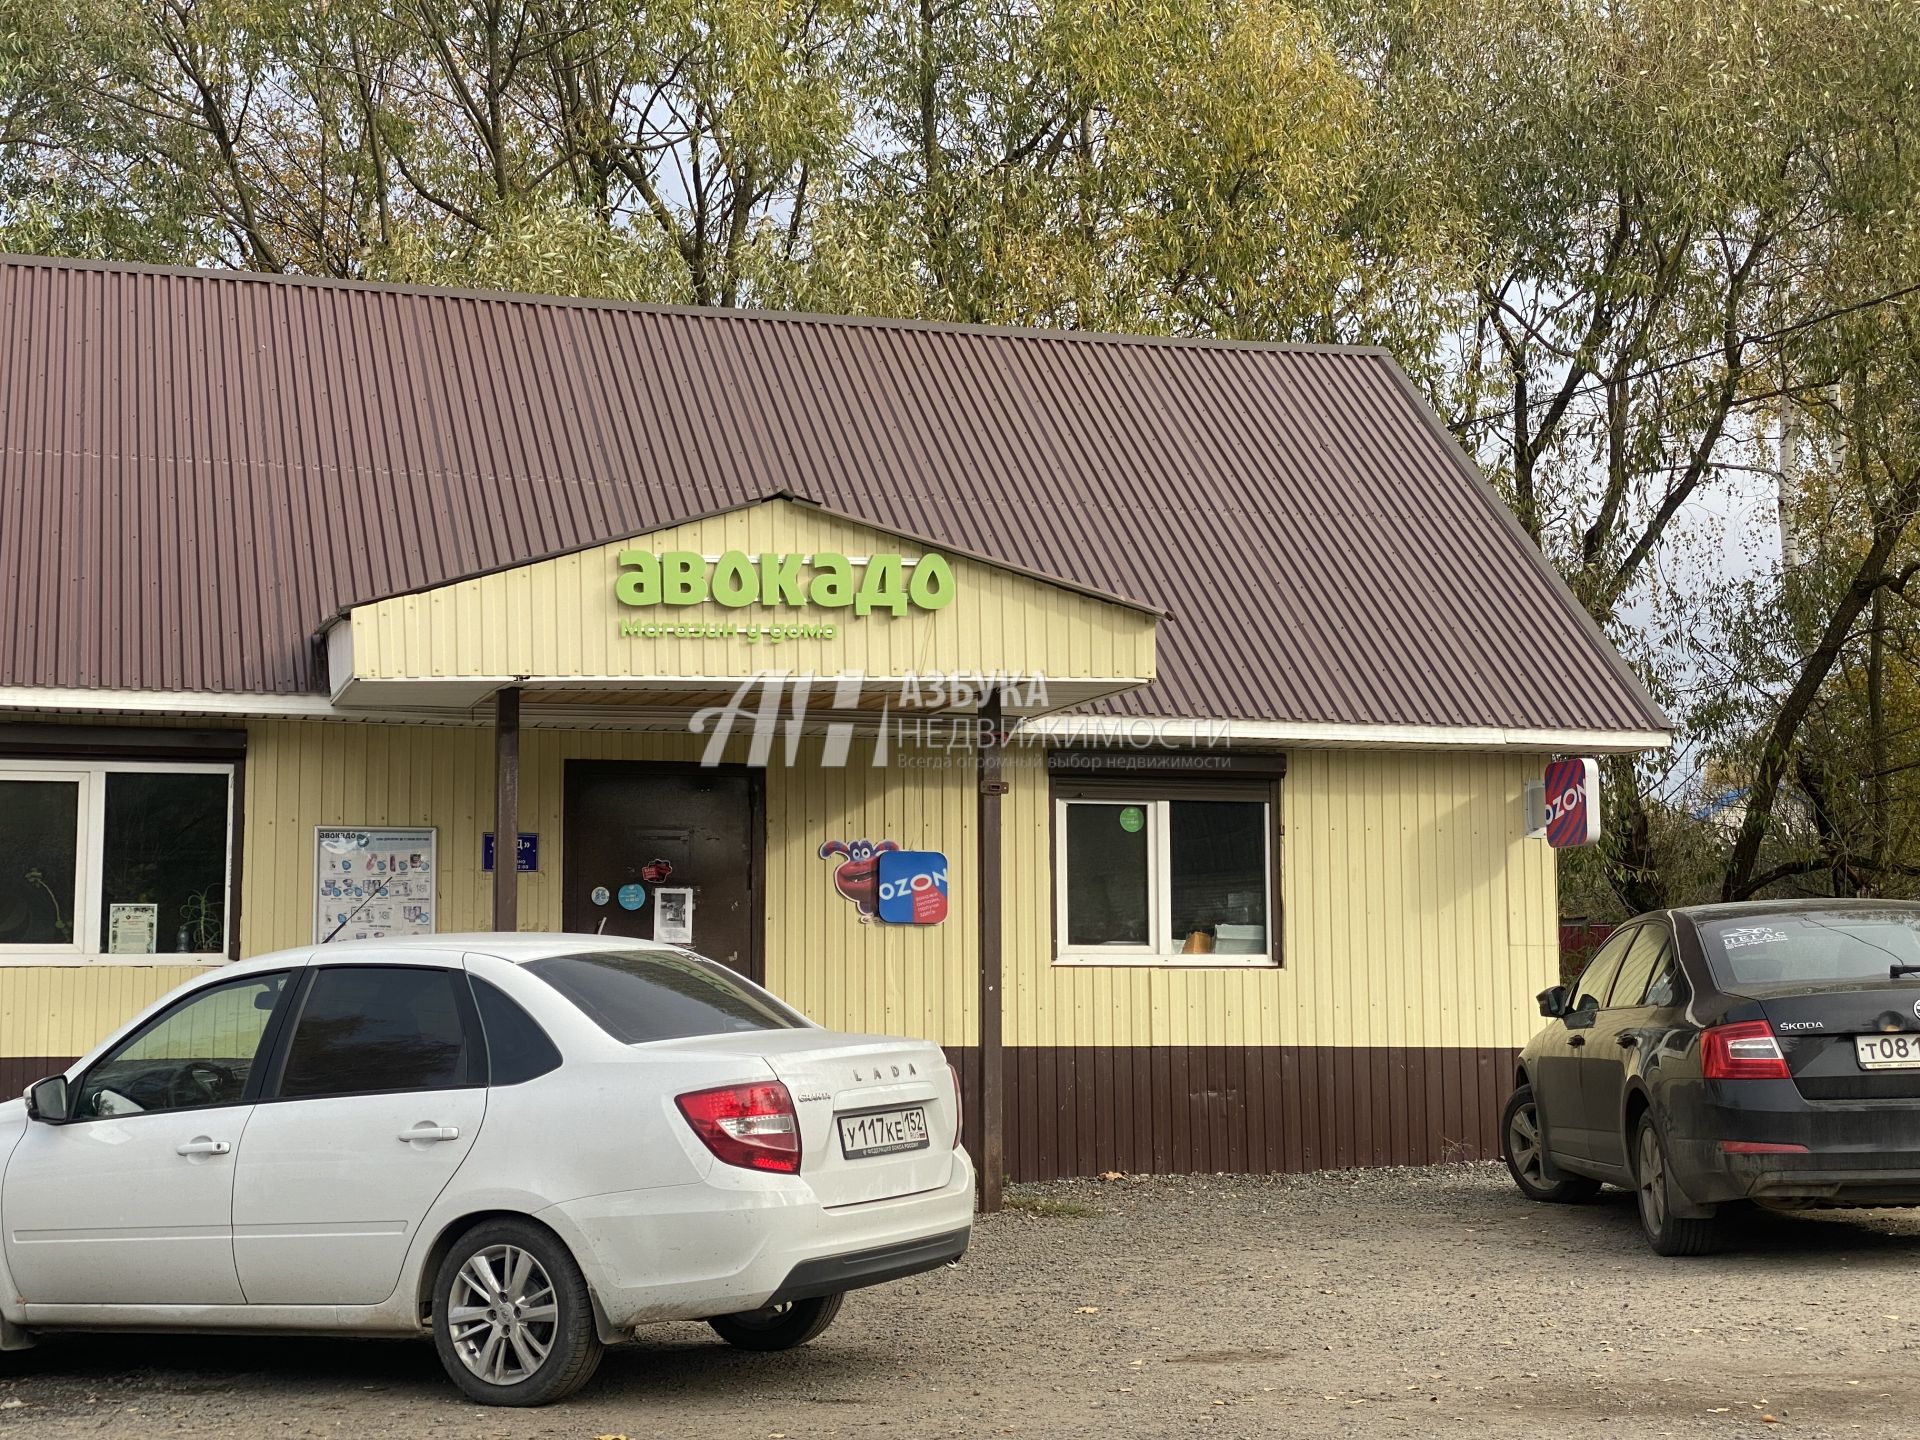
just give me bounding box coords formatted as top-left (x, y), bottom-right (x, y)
top-left (1543, 758), bottom-right (1601, 849)
top-left (875, 851), bottom-right (950, 925)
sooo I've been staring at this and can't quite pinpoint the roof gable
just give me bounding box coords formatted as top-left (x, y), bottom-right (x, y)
top-left (325, 496), bottom-right (1157, 715)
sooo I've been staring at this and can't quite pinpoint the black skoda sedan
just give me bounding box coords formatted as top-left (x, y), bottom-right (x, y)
top-left (1504, 900), bottom-right (1920, 1254)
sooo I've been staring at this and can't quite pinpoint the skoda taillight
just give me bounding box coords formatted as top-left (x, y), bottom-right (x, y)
top-left (1702, 1021), bottom-right (1791, 1080)
top-left (676, 1081), bottom-right (802, 1173)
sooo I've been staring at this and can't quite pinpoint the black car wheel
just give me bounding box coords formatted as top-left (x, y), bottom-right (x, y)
top-left (709, 1292), bottom-right (844, 1351)
top-left (1502, 1085), bottom-right (1599, 1203)
top-left (1633, 1113), bottom-right (1721, 1257)
top-left (432, 1219), bottom-right (604, 1406)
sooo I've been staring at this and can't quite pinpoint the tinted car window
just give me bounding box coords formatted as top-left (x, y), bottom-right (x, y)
top-left (1608, 928), bottom-right (1670, 1008)
top-left (472, 976), bottom-right (562, 1084)
top-left (278, 966), bottom-right (474, 1099)
top-left (1643, 947), bottom-right (1684, 1008)
top-left (1700, 911), bottom-right (1920, 988)
top-left (76, 971), bottom-right (288, 1118)
top-left (1571, 928), bottom-right (1635, 1014)
top-left (527, 949), bottom-right (805, 1044)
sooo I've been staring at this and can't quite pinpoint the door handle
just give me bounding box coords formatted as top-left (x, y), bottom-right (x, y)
top-left (1616, 1032), bottom-right (1638, 1048)
top-left (176, 1138), bottom-right (231, 1156)
top-left (1568, 1035), bottom-right (1586, 1048)
top-left (398, 1124), bottom-right (460, 1143)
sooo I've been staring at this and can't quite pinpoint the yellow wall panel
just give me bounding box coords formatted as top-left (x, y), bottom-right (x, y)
top-left (1003, 748), bottom-right (1557, 1052)
top-left (236, 721), bottom-right (982, 1046)
top-left (0, 708), bottom-right (1556, 1069)
top-left (0, 964), bottom-right (202, 1059)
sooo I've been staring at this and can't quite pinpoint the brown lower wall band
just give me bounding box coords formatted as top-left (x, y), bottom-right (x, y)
top-left (0, 1058), bottom-right (70, 1102)
top-left (2, 1046), bottom-right (1519, 1184)
top-left (946, 1045), bottom-right (1520, 1183)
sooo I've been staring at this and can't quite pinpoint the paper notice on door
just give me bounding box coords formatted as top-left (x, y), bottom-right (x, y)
top-left (107, 903), bottom-right (158, 955)
top-left (654, 887), bottom-right (693, 944)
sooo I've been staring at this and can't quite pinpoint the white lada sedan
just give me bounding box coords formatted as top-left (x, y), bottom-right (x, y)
top-left (0, 935), bottom-right (973, 1405)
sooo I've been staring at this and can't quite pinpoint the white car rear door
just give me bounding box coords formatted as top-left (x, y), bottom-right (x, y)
top-left (231, 955), bottom-right (487, 1305)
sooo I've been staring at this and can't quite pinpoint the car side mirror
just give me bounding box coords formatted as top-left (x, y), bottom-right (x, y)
top-left (25, 1075), bottom-right (70, 1124)
top-left (1537, 985), bottom-right (1569, 1019)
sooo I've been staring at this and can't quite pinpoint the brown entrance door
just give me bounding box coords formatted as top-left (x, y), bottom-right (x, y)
top-left (561, 760), bottom-right (764, 982)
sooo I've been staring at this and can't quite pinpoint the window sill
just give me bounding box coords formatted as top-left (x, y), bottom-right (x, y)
top-left (0, 954), bottom-right (230, 969)
top-left (1052, 953), bottom-right (1279, 969)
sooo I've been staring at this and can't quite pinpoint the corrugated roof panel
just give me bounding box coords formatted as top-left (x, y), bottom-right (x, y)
top-left (0, 255), bottom-right (1666, 733)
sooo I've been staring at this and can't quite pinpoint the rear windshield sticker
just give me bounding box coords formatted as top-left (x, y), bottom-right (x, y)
top-left (1720, 926), bottom-right (1790, 950)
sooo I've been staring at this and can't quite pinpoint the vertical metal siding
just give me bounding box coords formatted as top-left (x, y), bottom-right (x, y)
top-left (1003, 749), bottom-right (1557, 1052)
top-left (236, 720), bottom-right (983, 1047)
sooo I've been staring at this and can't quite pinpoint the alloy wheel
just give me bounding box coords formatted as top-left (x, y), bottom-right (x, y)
top-left (446, 1244), bottom-right (560, 1386)
top-left (1637, 1124), bottom-right (1667, 1233)
top-left (1508, 1102), bottom-right (1544, 1187)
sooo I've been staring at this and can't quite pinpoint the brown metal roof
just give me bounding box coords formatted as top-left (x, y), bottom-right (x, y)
top-left (0, 255), bottom-right (1666, 733)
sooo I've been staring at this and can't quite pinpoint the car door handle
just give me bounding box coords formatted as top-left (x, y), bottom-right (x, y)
top-left (1616, 1032), bottom-right (1639, 1048)
top-left (1568, 1035), bottom-right (1586, 1048)
top-left (176, 1138), bottom-right (231, 1156)
top-left (398, 1124), bottom-right (460, 1143)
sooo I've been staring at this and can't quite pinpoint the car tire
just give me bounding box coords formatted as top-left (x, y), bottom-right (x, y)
top-left (1502, 1084), bottom-right (1600, 1203)
top-left (709, 1292), bottom-right (844, 1351)
top-left (431, 1219), bottom-right (603, 1406)
top-left (1633, 1112), bottom-right (1721, 1257)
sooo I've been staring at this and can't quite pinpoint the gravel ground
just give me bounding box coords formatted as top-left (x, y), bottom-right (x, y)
top-left (2, 1163), bottom-right (1919, 1438)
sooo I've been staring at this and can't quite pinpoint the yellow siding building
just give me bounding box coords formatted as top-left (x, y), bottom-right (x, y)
top-left (0, 257), bottom-right (1670, 1185)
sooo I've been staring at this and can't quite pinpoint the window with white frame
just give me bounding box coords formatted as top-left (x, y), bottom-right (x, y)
top-left (1053, 784), bottom-right (1277, 965)
top-left (0, 760), bottom-right (235, 962)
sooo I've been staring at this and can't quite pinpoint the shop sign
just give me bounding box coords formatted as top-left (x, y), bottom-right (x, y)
top-left (876, 851), bottom-right (949, 925)
top-left (818, 838), bottom-right (901, 920)
top-left (481, 832), bottom-right (540, 873)
top-left (1541, 758), bottom-right (1601, 848)
top-left (615, 550), bottom-right (956, 616)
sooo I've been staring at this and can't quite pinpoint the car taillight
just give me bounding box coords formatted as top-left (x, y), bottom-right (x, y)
top-left (676, 1081), bottom-right (801, 1174)
top-left (948, 1062), bottom-right (964, 1150)
top-left (1702, 1021), bottom-right (1792, 1080)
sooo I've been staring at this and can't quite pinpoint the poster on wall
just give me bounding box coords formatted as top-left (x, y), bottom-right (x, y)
top-left (314, 827), bottom-right (437, 943)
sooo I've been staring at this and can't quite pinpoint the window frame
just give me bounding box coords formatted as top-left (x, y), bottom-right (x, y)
top-left (258, 962), bottom-right (489, 1104)
top-left (0, 757), bottom-right (238, 967)
top-left (1567, 924), bottom-right (1638, 1017)
top-left (1606, 923), bottom-right (1673, 1009)
top-left (61, 968), bottom-right (297, 1124)
top-left (1050, 776), bottom-right (1282, 969)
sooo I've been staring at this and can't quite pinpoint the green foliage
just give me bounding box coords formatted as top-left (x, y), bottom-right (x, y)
top-left (5, 0), bottom-right (1920, 917)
